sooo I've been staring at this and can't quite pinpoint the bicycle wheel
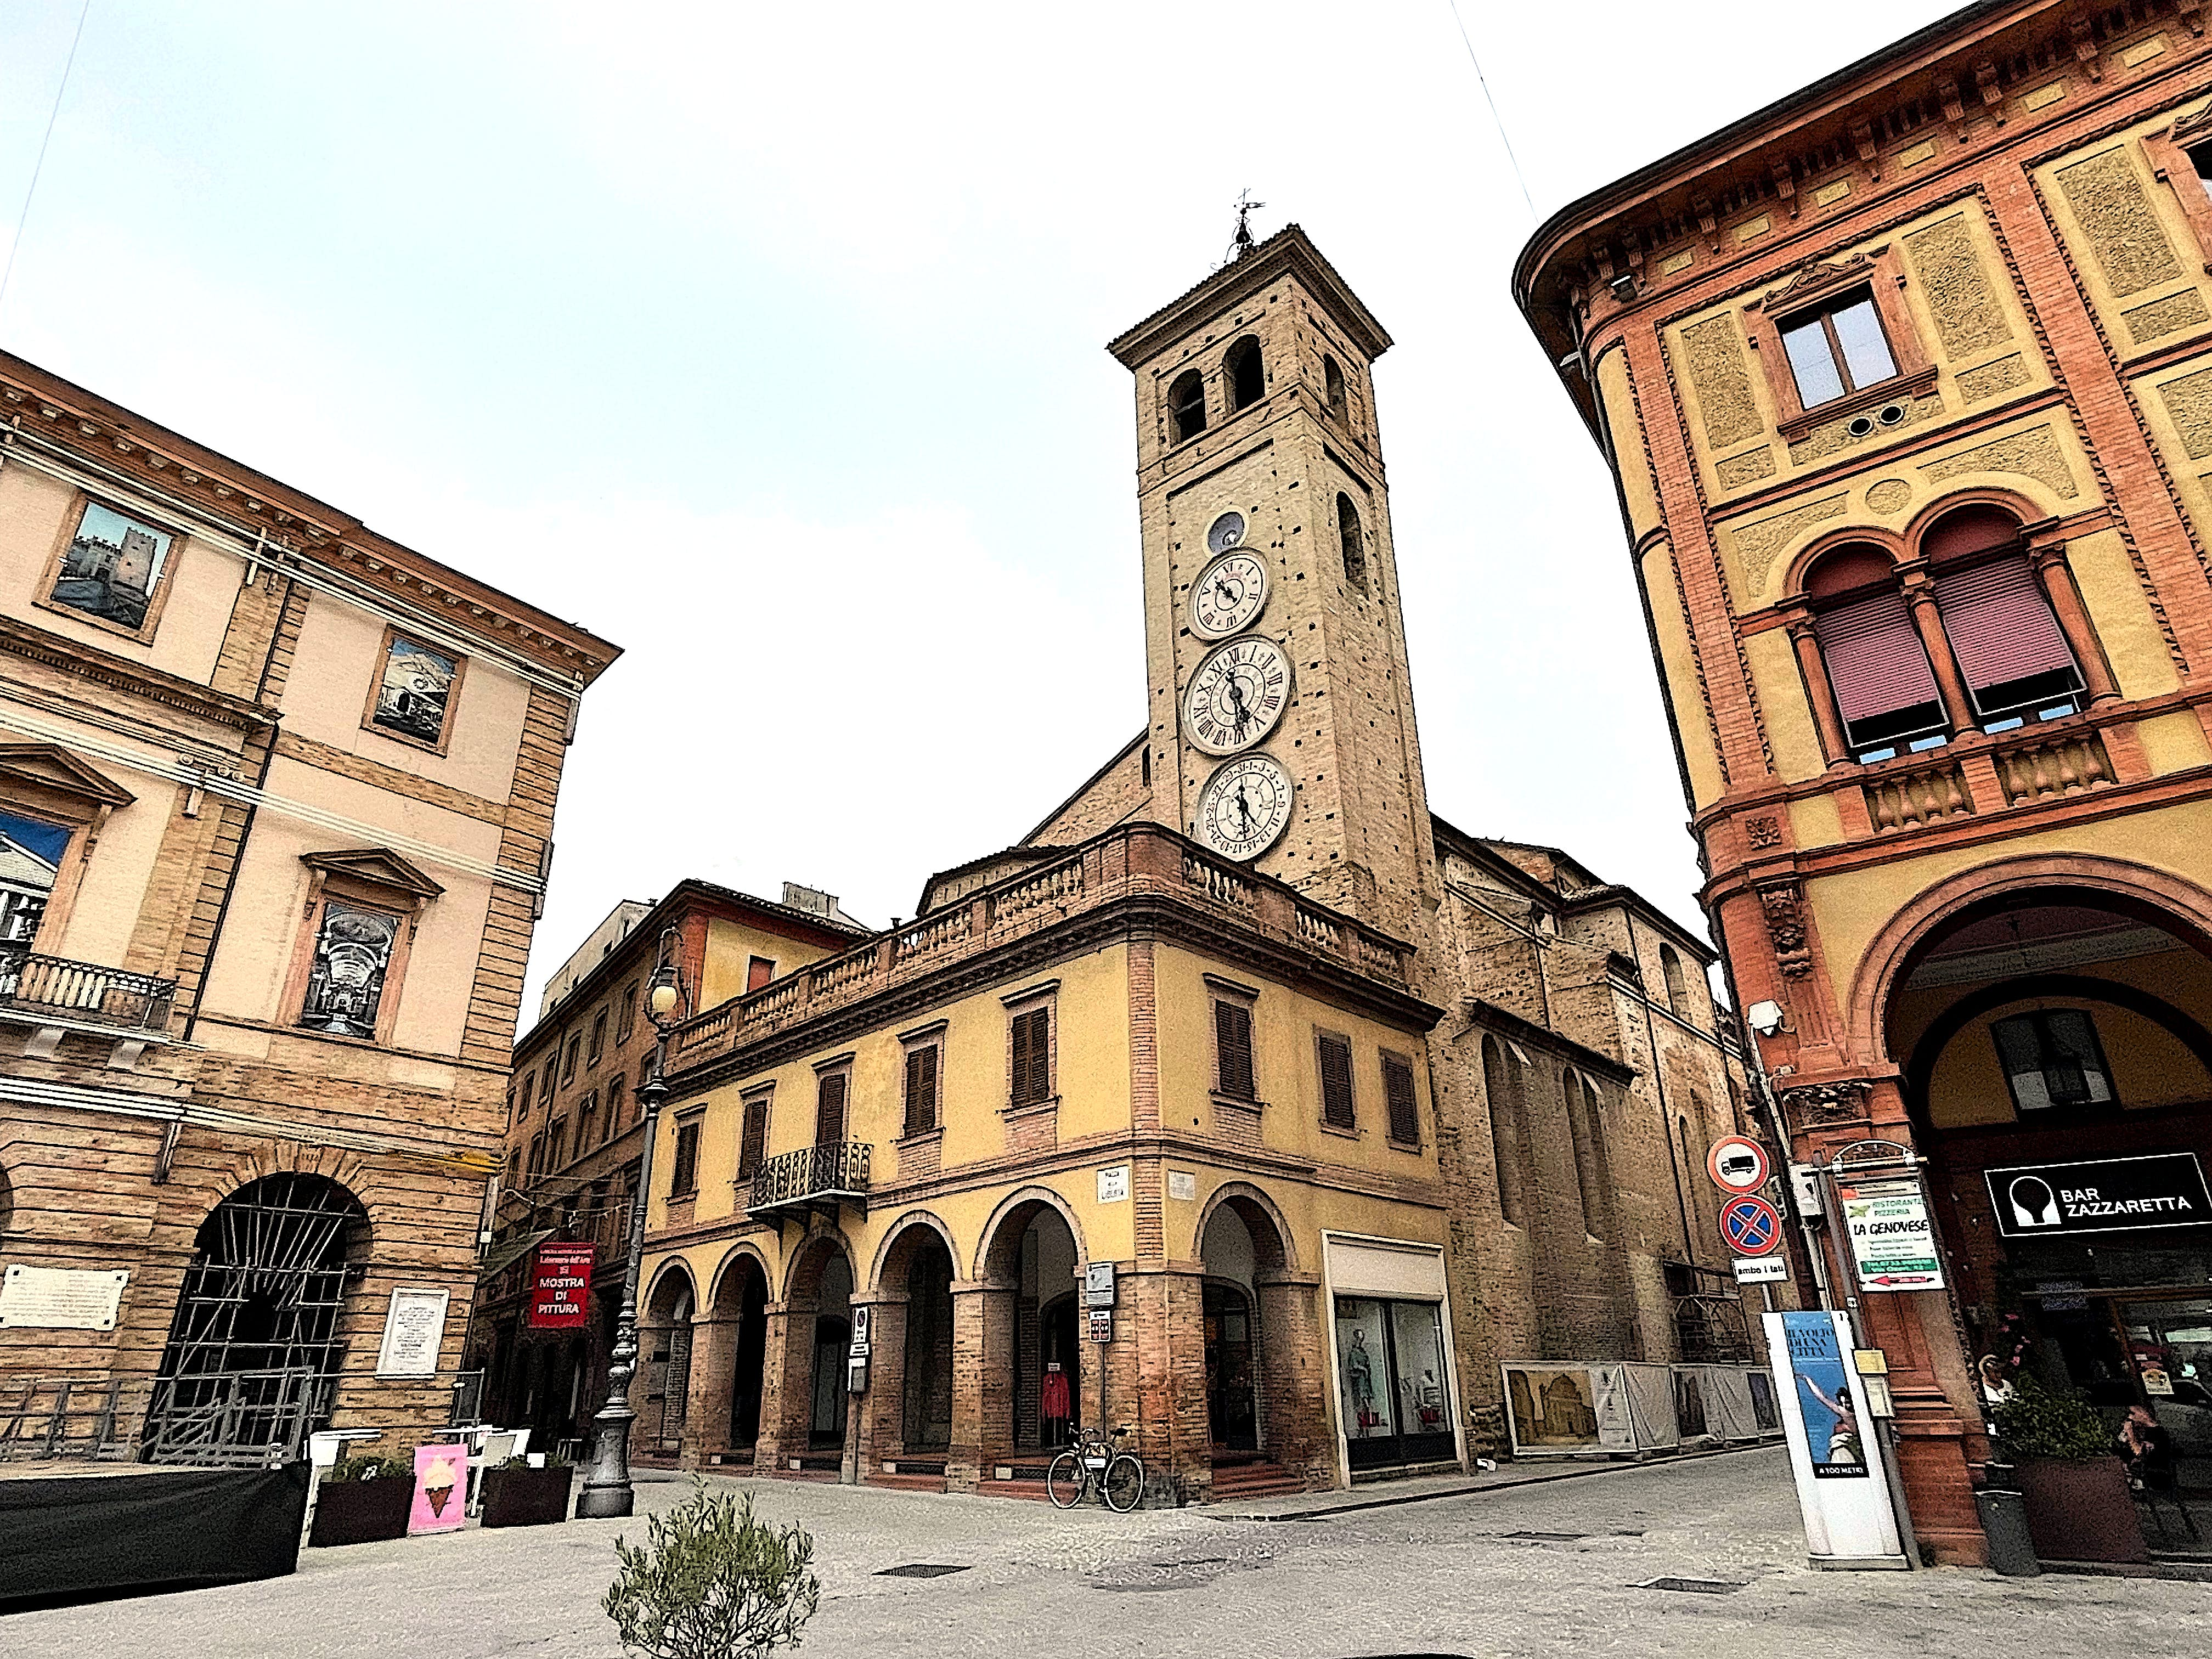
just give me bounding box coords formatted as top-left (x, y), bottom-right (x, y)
top-left (1046, 1451), bottom-right (1085, 1508)
top-left (1102, 1453), bottom-right (1145, 1513)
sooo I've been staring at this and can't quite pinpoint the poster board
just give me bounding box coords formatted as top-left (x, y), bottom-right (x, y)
top-left (1765, 1311), bottom-right (1905, 1567)
top-left (408, 1442), bottom-right (468, 1534)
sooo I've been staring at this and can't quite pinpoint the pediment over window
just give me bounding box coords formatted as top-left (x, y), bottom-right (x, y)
top-left (300, 847), bottom-right (445, 900)
top-left (1750, 249), bottom-right (1884, 315)
top-left (0, 743), bottom-right (135, 809)
top-left (2171, 103), bottom-right (2212, 149)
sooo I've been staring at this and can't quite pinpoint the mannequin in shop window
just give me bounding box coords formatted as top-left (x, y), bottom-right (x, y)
top-left (1347, 1328), bottom-right (1377, 1432)
top-left (1041, 1361), bottom-right (1070, 1447)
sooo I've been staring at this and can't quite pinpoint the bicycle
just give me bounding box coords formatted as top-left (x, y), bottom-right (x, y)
top-left (1046, 1423), bottom-right (1144, 1512)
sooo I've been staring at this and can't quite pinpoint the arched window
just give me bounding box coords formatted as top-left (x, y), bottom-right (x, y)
top-left (1338, 493), bottom-right (1368, 593)
top-left (1922, 506), bottom-right (2084, 730)
top-left (1805, 543), bottom-right (1946, 763)
top-left (1225, 336), bottom-right (1264, 411)
top-left (1659, 944), bottom-right (1688, 1011)
top-left (1482, 1035), bottom-right (1526, 1226)
top-left (1169, 370), bottom-right (1207, 443)
top-left (1564, 1071), bottom-right (1603, 1239)
top-left (1324, 354), bottom-right (1347, 420)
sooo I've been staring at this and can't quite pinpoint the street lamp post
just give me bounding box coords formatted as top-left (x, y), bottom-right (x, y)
top-left (575, 930), bottom-right (684, 1521)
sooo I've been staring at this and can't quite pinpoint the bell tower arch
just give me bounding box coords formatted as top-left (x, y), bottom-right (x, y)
top-left (1107, 225), bottom-right (1438, 940)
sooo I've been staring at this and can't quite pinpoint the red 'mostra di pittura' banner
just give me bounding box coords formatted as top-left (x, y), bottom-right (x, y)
top-left (529, 1241), bottom-right (595, 1328)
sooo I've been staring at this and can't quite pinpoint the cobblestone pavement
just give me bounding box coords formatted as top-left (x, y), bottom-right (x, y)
top-left (7, 1448), bottom-right (2207, 1658)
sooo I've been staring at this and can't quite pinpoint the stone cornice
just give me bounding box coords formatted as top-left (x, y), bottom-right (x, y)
top-left (0, 612), bottom-right (273, 731)
top-left (1107, 224), bottom-right (1392, 369)
top-left (1457, 997), bottom-right (1637, 1086)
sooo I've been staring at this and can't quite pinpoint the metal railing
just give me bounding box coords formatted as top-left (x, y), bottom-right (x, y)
top-left (142, 1368), bottom-right (329, 1467)
top-left (0, 941), bottom-right (177, 1034)
top-left (746, 1141), bottom-right (872, 1214)
top-left (0, 1374), bottom-right (140, 1462)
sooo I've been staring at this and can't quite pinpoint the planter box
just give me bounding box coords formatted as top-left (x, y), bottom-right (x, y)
top-left (2015, 1455), bottom-right (2148, 1564)
top-left (309, 1476), bottom-right (413, 1548)
top-left (480, 1464), bottom-right (574, 1528)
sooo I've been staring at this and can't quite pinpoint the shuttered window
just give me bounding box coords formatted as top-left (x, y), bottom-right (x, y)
top-left (814, 1070), bottom-right (848, 1145)
top-left (1383, 1052), bottom-right (1420, 1146)
top-left (1814, 588), bottom-right (1944, 750)
top-left (904, 1044), bottom-right (940, 1137)
top-left (738, 1093), bottom-right (770, 1178)
top-left (669, 1120), bottom-right (701, 1197)
top-left (1933, 556), bottom-right (2081, 718)
top-left (1215, 1000), bottom-right (1255, 1099)
top-left (1318, 1031), bottom-right (1355, 1130)
top-left (1011, 1008), bottom-right (1052, 1107)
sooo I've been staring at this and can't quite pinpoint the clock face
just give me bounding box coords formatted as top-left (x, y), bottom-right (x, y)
top-left (1206, 510), bottom-right (1247, 554)
top-left (1197, 753), bottom-right (1294, 861)
top-left (1184, 635), bottom-right (1293, 755)
top-left (1190, 550), bottom-right (1269, 639)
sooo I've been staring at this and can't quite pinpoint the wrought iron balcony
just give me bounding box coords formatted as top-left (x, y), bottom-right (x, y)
top-left (0, 941), bottom-right (177, 1037)
top-left (745, 1141), bottom-right (871, 1220)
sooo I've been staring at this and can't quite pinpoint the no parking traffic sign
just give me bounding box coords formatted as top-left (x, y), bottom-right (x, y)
top-left (1720, 1194), bottom-right (1784, 1257)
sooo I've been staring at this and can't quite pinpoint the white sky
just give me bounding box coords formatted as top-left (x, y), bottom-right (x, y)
top-left (0, 1), bottom-right (1950, 1013)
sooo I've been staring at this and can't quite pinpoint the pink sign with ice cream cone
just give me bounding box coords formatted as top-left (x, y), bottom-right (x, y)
top-left (409, 1442), bottom-right (467, 1534)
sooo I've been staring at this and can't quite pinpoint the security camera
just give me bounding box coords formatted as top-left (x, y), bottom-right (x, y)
top-left (1746, 1000), bottom-right (1788, 1038)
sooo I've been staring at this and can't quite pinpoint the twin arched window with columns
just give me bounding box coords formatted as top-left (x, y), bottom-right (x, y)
top-left (1787, 501), bottom-right (2117, 766)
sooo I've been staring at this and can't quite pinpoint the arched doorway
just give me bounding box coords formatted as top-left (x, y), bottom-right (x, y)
top-left (808, 1254), bottom-right (852, 1451)
top-left (899, 1236), bottom-right (954, 1453)
top-left (146, 1172), bottom-right (368, 1462)
top-left (977, 1195), bottom-right (1082, 1458)
top-left (1888, 884), bottom-right (2212, 1539)
top-left (712, 1255), bottom-right (770, 1456)
top-left (642, 1267), bottom-right (695, 1459)
top-left (1200, 1205), bottom-right (1262, 1452)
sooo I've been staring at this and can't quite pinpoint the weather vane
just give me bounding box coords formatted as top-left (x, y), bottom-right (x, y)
top-left (1228, 189), bottom-right (1266, 262)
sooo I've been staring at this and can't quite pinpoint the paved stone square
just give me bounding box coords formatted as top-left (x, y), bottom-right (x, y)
top-left (5, 1448), bottom-right (2204, 1658)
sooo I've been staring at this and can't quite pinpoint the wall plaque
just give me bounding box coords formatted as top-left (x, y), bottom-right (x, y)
top-left (0, 1265), bottom-right (127, 1330)
top-left (375, 1286), bottom-right (450, 1378)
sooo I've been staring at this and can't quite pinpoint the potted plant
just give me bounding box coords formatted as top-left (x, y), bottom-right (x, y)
top-left (481, 1453), bottom-right (575, 1528)
top-left (1990, 1379), bottom-right (2147, 1564)
top-left (308, 1454), bottom-right (415, 1547)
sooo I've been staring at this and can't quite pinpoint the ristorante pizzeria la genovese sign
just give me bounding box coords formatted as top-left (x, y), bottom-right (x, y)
top-left (1984, 1153), bottom-right (2212, 1240)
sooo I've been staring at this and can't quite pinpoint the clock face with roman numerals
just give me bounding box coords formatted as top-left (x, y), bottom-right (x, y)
top-left (1197, 753), bottom-right (1294, 861)
top-left (1191, 550), bottom-right (1268, 639)
top-left (1183, 635), bottom-right (1293, 755)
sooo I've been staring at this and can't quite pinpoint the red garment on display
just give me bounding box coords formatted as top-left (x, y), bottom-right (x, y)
top-left (1041, 1368), bottom-right (1071, 1420)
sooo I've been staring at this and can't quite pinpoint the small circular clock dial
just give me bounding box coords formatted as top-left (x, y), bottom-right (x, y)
top-left (1197, 753), bottom-right (1294, 861)
top-left (1206, 510), bottom-right (1246, 554)
top-left (1184, 635), bottom-right (1293, 755)
top-left (1190, 550), bottom-right (1269, 638)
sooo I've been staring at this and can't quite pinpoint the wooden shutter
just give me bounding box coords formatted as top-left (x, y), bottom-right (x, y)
top-left (1318, 1032), bottom-right (1355, 1129)
top-left (738, 1094), bottom-right (769, 1178)
top-left (671, 1121), bottom-right (700, 1195)
top-left (1011, 1008), bottom-right (1051, 1106)
top-left (815, 1070), bottom-right (848, 1145)
top-left (905, 1045), bottom-right (939, 1137)
top-left (1215, 1000), bottom-right (1255, 1099)
top-left (1383, 1053), bottom-right (1419, 1145)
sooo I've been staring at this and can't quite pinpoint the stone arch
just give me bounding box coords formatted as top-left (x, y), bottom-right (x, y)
top-left (1903, 488), bottom-right (2036, 559)
top-left (782, 1227), bottom-right (854, 1308)
top-left (645, 1256), bottom-right (697, 1321)
top-left (706, 1241), bottom-right (772, 1314)
top-left (869, 1209), bottom-right (960, 1293)
top-left (1844, 853), bottom-right (2212, 1064)
top-left (972, 1184), bottom-right (1086, 1283)
top-left (1782, 524), bottom-right (1908, 598)
top-left (1192, 1179), bottom-right (1296, 1274)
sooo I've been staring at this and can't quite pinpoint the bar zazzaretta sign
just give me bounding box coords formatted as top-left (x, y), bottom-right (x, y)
top-left (1985, 1153), bottom-right (2212, 1239)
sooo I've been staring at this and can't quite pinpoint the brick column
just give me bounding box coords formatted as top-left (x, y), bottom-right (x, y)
top-left (851, 1293), bottom-right (907, 1480)
top-left (1255, 1271), bottom-right (1332, 1487)
top-left (680, 1314), bottom-right (741, 1466)
top-left (1094, 1265), bottom-right (1210, 1504)
top-left (946, 1282), bottom-right (1013, 1491)
top-left (752, 1305), bottom-right (814, 1475)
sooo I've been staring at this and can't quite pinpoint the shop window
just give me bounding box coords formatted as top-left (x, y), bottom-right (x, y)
top-left (364, 627), bottom-right (466, 753)
top-left (904, 1042), bottom-right (940, 1137)
top-left (1482, 1035), bottom-right (1527, 1225)
top-left (669, 1118), bottom-right (702, 1197)
top-left (1338, 493), bottom-right (1368, 594)
top-left (588, 1008), bottom-right (608, 1065)
top-left (1335, 1295), bottom-right (1453, 1471)
top-left (1324, 354), bottom-right (1347, 420)
top-left (1214, 998), bottom-right (1256, 1099)
top-left (1010, 1006), bottom-right (1053, 1107)
top-left (1170, 369), bottom-right (1208, 443)
top-left (43, 498), bottom-right (178, 640)
top-left (746, 956), bottom-right (775, 993)
top-left (1226, 336), bottom-right (1265, 411)
top-left (1383, 1051), bottom-right (1420, 1147)
top-left (617, 980), bottom-right (639, 1044)
top-left (814, 1068), bottom-right (849, 1144)
top-left (1778, 289), bottom-right (1897, 409)
top-left (738, 1090), bottom-right (771, 1180)
top-left (1317, 1030), bottom-right (1356, 1130)
top-left (1993, 1008), bottom-right (2116, 1114)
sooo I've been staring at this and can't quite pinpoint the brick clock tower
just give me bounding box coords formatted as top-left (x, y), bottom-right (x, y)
top-left (1108, 227), bottom-right (1441, 946)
